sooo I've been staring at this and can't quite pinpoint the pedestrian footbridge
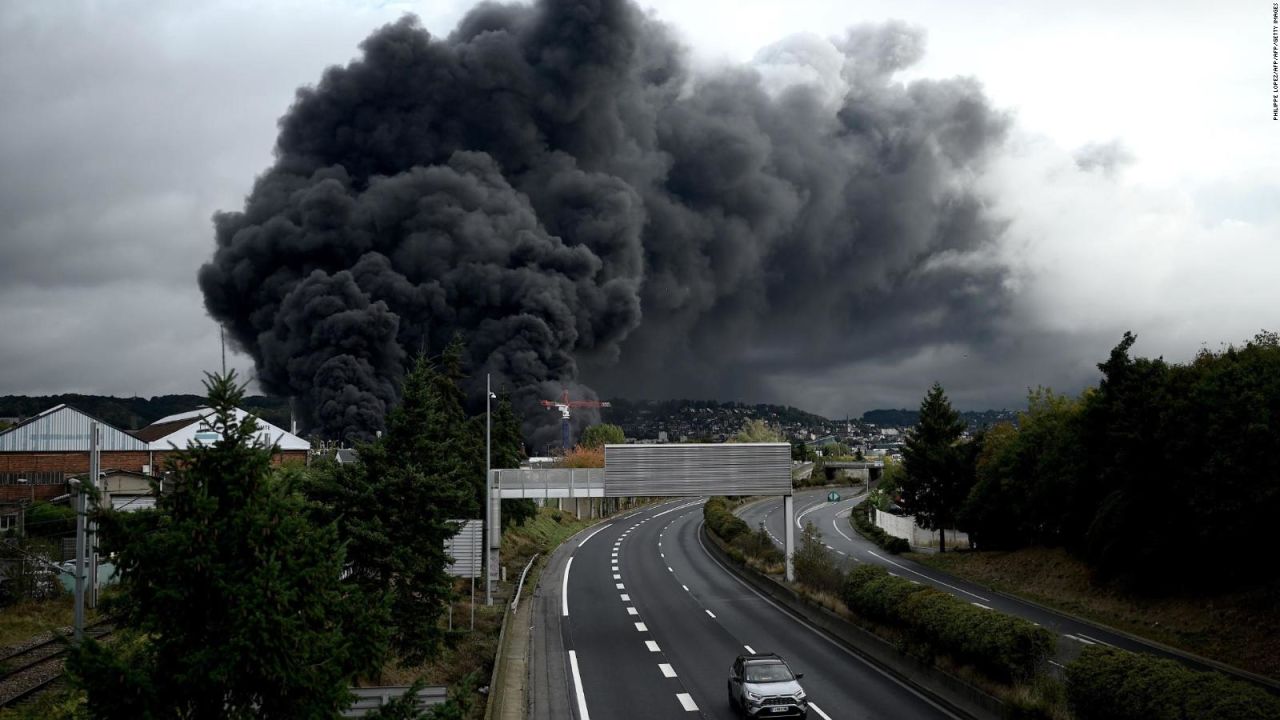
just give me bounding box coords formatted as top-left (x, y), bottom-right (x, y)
top-left (487, 443), bottom-right (800, 580)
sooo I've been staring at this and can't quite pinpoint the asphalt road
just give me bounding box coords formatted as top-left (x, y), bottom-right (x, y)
top-left (738, 486), bottom-right (1254, 677)
top-left (543, 498), bottom-right (959, 720)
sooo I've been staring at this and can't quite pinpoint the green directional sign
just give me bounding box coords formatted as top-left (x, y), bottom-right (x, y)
top-left (827, 491), bottom-right (841, 502)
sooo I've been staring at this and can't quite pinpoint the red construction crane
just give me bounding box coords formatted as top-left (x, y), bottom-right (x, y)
top-left (541, 389), bottom-right (611, 451)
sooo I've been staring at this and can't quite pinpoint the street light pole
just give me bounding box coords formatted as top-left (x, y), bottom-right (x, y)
top-left (485, 373), bottom-right (492, 606)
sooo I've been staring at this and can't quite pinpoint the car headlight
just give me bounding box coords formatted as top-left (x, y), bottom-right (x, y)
top-left (746, 691), bottom-right (762, 702)
top-left (795, 690), bottom-right (806, 701)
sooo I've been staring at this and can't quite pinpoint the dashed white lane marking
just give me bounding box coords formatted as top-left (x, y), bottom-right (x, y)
top-left (620, 594), bottom-right (630, 601)
top-left (972, 602), bottom-right (993, 610)
top-left (676, 693), bottom-right (698, 711)
top-left (613, 574), bottom-right (621, 580)
top-left (667, 566), bottom-right (673, 572)
top-left (646, 640), bottom-right (660, 652)
top-left (810, 702), bottom-right (834, 720)
top-left (635, 622), bottom-right (648, 632)
top-left (743, 644), bottom-right (756, 653)
top-left (824, 544), bottom-right (835, 550)
top-left (682, 585), bottom-right (690, 591)
top-left (835, 550), bottom-right (847, 555)
top-left (611, 551), bottom-right (618, 557)
top-left (1049, 660), bottom-right (1065, 668)
top-left (868, 550), bottom-right (990, 602)
top-left (616, 583), bottom-right (625, 590)
top-left (659, 663), bottom-right (677, 678)
top-left (569, 651), bottom-right (591, 720)
top-left (577, 523), bottom-right (613, 547)
top-left (1076, 633), bottom-right (1114, 647)
top-left (1065, 634), bottom-right (1095, 645)
top-left (705, 609), bottom-right (716, 618)
top-left (660, 552), bottom-right (665, 558)
top-left (627, 607), bottom-right (638, 615)
top-left (562, 557), bottom-right (573, 617)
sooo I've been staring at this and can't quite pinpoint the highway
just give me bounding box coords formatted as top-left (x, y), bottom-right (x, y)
top-left (738, 486), bottom-right (1250, 676)
top-left (532, 499), bottom-right (959, 719)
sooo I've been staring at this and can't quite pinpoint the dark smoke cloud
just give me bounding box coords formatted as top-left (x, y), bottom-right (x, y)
top-left (199, 0), bottom-right (1011, 443)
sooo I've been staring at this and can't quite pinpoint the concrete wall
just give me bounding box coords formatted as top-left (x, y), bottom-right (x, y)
top-left (874, 509), bottom-right (970, 549)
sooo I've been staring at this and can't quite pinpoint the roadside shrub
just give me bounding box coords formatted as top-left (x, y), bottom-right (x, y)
top-left (1067, 645), bottom-right (1280, 720)
top-left (850, 502), bottom-right (910, 554)
top-left (732, 523), bottom-right (784, 565)
top-left (793, 522), bottom-right (843, 594)
top-left (704, 497), bottom-right (751, 544)
top-left (841, 564), bottom-right (1053, 683)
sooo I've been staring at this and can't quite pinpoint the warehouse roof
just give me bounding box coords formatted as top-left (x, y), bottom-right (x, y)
top-left (139, 407), bottom-right (310, 451)
top-left (0, 405), bottom-right (149, 452)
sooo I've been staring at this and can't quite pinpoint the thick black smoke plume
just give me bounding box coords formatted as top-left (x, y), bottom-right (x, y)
top-left (199, 0), bottom-right (1010, 443)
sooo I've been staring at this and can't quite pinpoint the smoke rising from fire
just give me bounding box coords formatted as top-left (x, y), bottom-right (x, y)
top-left (198, 0), bottom-right (1011, 443)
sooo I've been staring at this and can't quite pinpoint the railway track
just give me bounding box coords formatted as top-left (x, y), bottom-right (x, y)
top-left (0, 621), bottom-right (115, 708)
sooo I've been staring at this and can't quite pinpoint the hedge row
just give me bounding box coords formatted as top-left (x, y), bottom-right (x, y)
top-left (1066, 645), bottom-right (1280, 720)
top-left (705, 496), bottom-right (751, 542)
top-left (850, 502), bottom-right (910, 554)
top-left (841, 564), bottom-right (1054, 682)
top-left (704, 497), bottom-right (784, 566)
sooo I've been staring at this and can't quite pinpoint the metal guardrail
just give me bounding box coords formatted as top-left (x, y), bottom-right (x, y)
top-left (344, 686), bottom-right (448, 717)
top-left (510, 553), bottom-right (539, 612)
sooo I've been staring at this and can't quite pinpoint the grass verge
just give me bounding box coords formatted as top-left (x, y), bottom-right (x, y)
top-left (0, 595), bottom-right (100, 651)
top-left (911, 547), bottom-right (1280, 682)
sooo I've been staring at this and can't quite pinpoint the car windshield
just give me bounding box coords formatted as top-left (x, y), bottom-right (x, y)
top-left (744, 662), bottom-right (793, 683)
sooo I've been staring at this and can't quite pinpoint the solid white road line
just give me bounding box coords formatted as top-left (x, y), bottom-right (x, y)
top-left (867, 550), bottom-right (990, 602)
top-left (568, 650), bottom-right (591, 720)
top-left (705, 609), bottom-right (716, 618)
top-left (832, 516), bottom-right (856, 543)
top-left (646, 641), bottom-right (660, 652)
top-left (743, 644), bottom-right (756, 654)
top-left (577, 523), bottom-right (612, 547)
top-left (635, 622), bottom-right (648, 632)
top-left (809, 702), bottom-right (834, 720)
top-left (659, 663), bottom-right (677, 678)
top-left (676, 693), bottom-right (698, 711)
top-left (562, 557), bottom-right (573, 617)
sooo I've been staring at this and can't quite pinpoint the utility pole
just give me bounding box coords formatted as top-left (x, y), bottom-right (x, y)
top-left (220, 325), bottom-right (227, 374)
top-left (87, 423), bottom-right (100, 608)
top-left (485, 373), bottom-right (493, 606)
top-left (73, 422), bottom-right (96, 642)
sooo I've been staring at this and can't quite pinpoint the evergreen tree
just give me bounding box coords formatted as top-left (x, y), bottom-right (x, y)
top-left (492, 392), bottom-right (536, 528)
top-left (68, 372), bottom-right (385, 719)
top-left (323, 352), bottom-right (472, 664)
top-left (899, 382), bottom-right (971, 552)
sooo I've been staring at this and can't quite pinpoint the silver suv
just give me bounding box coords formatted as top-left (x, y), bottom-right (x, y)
top-left (727, 653), bottom-right (808, 718)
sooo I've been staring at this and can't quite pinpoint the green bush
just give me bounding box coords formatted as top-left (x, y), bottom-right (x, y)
top-left (841, 564), bottom-right (1053, 682)
top-left (1066, 645), bottom-right (1280, 720)
top-left (793, 522), bottom-right (842, 594)
top-left (850, 502), bottom-right (910, 554)
top-left (704, 497), bottom-right (751, 543)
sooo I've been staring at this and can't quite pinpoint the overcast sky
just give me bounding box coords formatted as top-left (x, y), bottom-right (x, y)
top-left (1, 0), bottom-right (1276, 416)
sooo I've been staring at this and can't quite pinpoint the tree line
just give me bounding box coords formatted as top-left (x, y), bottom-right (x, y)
top-left (67, 337), bottom-right (535, 719)
top-left (896, 331), bottom-right (1280, 591)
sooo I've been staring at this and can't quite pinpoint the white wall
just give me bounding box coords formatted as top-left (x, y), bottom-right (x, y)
top-left (874, 509), bottom-right (970, 549)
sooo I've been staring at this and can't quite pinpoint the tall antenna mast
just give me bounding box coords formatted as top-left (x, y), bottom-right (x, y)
top-left (220, 326), bottom-right (227, 375)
